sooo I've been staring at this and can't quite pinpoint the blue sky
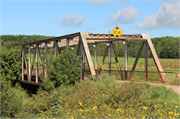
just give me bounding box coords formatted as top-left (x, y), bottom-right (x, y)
top-left (0, 0), bottom-right (179, 38)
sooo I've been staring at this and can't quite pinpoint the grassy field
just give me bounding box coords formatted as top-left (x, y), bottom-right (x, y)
top-left (90, 56), bottom-right (179, 73)
top-left (25, 54), bottom-right (179, 73)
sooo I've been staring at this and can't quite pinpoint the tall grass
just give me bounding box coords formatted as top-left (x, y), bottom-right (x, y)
top-left (3, 75), bottom-right (179, 118)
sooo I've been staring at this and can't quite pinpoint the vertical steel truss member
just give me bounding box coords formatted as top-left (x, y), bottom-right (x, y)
top-left (66, 38), bottom-right (69, 47)
top-left (100, 45), bottom-right (109, 73)
top-left (76, 40), bottom-right (80, 55)
top-left (38, 47), bottom-right (44, 75)
top-left (111, 43), bottom-right (124, 80)
top-left (80, 39), bottom-right (84, 81)
top-left (80, 32), bottom-right (96, 76)
top-left (23, 47), bottom-right (28, 79)
top-left (22, 46), bottom-right (25, 80)
top-left (95, 44), bottom-right (97, 70)
top-left (125, 41), bottom-right (128, 79)
top-left (45, 42), bottom-right (47, 78)
top-left (54, 40), bottom-right (57, 57)
top-left (28, 46), bottom-right (31, 81)
top-left (141, 34), bottom-right (167, 81)
top-left (109, 42), bottom-right (111, 76)
top-left (83, 44), bottom-right (85, 71)
top-left (36, 44), bottom-right (39, 83)
top-left (128, 42), bottom-right (145, 80)
top-left (57, 41), bottom-right (60, 55)
top-left (30, 49), bottom-right (36, 81)
top-left (145, 41), bottom-right (148, 80)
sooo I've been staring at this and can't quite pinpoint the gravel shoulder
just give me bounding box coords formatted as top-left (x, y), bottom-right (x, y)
top-left (116, 80), bottom-right (180, 95)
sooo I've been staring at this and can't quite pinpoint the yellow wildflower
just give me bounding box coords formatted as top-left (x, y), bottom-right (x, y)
top-left (78, 101), bottom-right (82, 106)
top-left (164, 102), bottom-right (167, 105)
top-left (93, 106), bottom-right (97, 110)
top-left (71, 116), bottom-right (74, 119)
top-left (154, 105), bottom-right (157, 107)
top-left (176, 105), bottom-right (178, 108)
top-left (116, 109), bottom-right (121, 113)
top-left (169, 112), bottom-right (173, 114)
top-left (79, 108), bottom-right (82, 112)
top-left (143, 107), bottom-right (147, 110)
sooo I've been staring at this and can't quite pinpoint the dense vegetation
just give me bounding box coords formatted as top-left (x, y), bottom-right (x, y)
top-left (41, 47), bottom-right (81, 92)
top-left (1, 76), bottom-right (179, 118)
top-left (1, 35), bottom-right (179, 59)
top-left (1, 48), bottom-right (22, 86)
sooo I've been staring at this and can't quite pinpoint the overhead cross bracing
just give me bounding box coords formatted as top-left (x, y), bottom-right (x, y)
top-left (21, 32), bottom-right (167, 86)
top-left (22, 33), bottom-right (146, 49)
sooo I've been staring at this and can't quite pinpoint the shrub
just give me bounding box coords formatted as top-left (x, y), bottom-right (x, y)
top-left (1, 79), bottom-right (24, 118)
top-left (47, 47), bottom-right (80, 87)
top-left (1, 48), bottom-right (22, 85)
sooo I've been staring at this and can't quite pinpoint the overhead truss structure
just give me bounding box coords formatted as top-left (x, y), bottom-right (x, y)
top-left (21, 32), bottom-right (167, 85)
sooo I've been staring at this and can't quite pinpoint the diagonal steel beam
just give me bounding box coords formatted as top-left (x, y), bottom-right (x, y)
top-left (111, 43), bottom-right (124, 80)
top-left (80, 32), bottom-right (96, 76)
top-left (129, 42), bottom-right (145, 80)
top-left (142, 34), bottom-right (167, 82)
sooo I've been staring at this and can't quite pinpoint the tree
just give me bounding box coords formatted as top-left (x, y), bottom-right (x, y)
top-left (1, 48), bottom-right (22, 85)
top-left (44, 47), bottom-right (81, 88)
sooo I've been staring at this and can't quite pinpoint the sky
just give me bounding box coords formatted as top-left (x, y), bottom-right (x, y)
top-left (0, 0), bottom-right (180, 38)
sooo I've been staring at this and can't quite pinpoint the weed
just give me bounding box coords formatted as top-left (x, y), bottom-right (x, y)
top-left (169, 78), bottom-right (180, 85)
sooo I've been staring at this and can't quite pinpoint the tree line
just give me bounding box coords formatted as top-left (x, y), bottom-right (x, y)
top-left (1, 35), bottom-right (179, 59)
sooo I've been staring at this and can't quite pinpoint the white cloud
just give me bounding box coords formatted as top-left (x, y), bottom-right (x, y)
top-left (108, 5), bottom-right (138, 25)
top-left (45, 19), bottom-right (59, 23)
top-left (88, 25), bottom-right (97, 30)
top-left (114, 0), bottom-right (129, 4)
top-left (87, 0), bottom-right (107, 5)
top-left (158, 0), bottom-right (178, 3)
top-left (87, 0), bottom-right (130, 5)
top-left (59, 14), bottom-right (87, 27)
top-left (136, 2), bottom-right (179, 29)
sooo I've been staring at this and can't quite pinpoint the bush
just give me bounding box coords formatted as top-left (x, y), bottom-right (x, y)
top-left (44, 47), bottom-right (80, 88)
top-left (1, 48), bottom-right (22, 85)
top-left (1, 78), bottom-right (24, 118)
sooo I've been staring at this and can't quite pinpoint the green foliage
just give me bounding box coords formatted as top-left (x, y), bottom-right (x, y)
top-left (1, 35), bottom-right (54, 49)
top-left (49, 47), bottom-right (80, 87)
top-left (1, 48), bottom-right (22, 84)
top-left (43, 77), bottom-right (55, 93)
top-left (1, 77), bottom-right (24, 118)
top-left (41, 47), bottom-right (80, 90)
top-left (1, 75), bottom-right (179, 118)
